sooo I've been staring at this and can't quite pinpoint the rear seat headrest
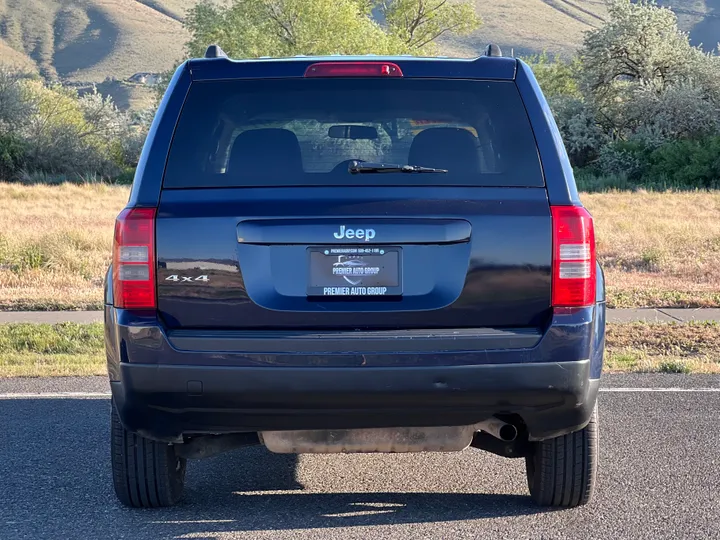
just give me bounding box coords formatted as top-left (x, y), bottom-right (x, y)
top-left (408, 127), bottom-right (481, 174)
top-left (227, 128), bottom-right (303, 176)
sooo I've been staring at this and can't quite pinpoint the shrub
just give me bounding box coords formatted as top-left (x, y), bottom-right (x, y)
top-left (659, 360), bottom-right (692, 374)
top-left (19, 82), bottom-right (131, 177)
top-left (550, 96), bottom-right (607, 168)
top-left (0, 68), bottom-right (34, 131)
top-left (579, 136), bottom-right (720, 190)
top-left (0, 133), bottom-right (27, 180)
top-left (645, 137), bottom-right (720, 188)
top-left (0, 66), bottom-right (144, 182)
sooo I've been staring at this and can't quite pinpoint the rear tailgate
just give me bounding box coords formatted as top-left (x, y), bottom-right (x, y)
top-left (156, 186), bottom-right (549, 329)
top-left (155, 74), bottom-right (551, 330)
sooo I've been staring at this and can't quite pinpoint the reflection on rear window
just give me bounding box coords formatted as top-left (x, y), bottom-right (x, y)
top-left (163, 78), bottom-right (543, 188)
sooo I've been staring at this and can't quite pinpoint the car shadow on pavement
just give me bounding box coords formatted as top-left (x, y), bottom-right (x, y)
top-left (158, 490), bottom-right (541, 535)
top-left (156, 447), bottom-right (546, 535)
top-left (1, 398), bottom-right (549, 539)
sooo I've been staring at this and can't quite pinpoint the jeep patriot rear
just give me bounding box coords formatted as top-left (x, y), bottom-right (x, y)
top-left (106, 45), bottom-right (605, 509)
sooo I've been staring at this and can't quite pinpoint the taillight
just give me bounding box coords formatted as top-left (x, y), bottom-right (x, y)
top-left (112, 207), bottom-right (157, 310)
top-left (551, 206), bottom-right (596, 307)
top-left (304, 62), bottom-right (403, 78)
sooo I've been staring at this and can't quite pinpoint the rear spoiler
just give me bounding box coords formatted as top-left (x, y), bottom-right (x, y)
top-left (188, 50), bottom-right (517, 82)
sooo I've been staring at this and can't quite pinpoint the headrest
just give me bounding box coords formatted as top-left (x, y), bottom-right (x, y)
top-left (407, 127), bottom-right (481, 173)
top-left (227, 128), bottom-right (303, 177)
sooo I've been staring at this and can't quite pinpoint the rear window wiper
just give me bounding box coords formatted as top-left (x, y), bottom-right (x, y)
top-left (348, 161), bottom-right (448, 174)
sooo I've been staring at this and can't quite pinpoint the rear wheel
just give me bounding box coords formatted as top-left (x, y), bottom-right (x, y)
top-left (525, 405), bottom-right (598, 508)
top-left (111, 401), bottom-right (186, 508)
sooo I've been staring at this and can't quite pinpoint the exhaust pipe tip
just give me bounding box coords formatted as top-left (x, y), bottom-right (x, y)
top-left (498, 423), bottom-right (518, 442)
top-left (476, 418), bottom-right (519, 442)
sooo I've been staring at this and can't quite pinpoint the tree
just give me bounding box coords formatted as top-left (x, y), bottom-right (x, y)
top-left (185, 0), bottom-right (481, 58)
top-left (8, 80), bottom-right (132, 177)
top-left (580, 0), bottom-right (704, 99)
top-left (0, 68), bottom-right (34, 132)
top-left (378, 0), bottom-right (481, 53)
top-left (577, 0), bottom-right (720, 141)
top-left (522, 53), bottom-right (581, 99)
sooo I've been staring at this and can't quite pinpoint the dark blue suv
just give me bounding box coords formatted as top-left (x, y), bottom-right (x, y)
top-left (106, 46), bottom-right (604, 509)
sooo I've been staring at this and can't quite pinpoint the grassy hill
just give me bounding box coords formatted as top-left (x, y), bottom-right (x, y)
top-left (0, 0), bottom-right (189, 82)
top-left (442, 0), bottom-right (720, 58)
top-left (1, 0), bottom-right (719, 99)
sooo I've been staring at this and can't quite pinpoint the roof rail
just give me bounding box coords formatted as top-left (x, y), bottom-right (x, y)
top-left (204, 44), bottom-right (228, 59)
top-left (483, 44), bottom-right (503, 57)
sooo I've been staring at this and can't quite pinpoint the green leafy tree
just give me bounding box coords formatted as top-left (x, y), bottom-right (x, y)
top-left (185, 0), bottom-right (481, 58)
top-left (522, 53), bottom-right (581, 99)
top-left (377, 0), bottom-right (481, 53)
top-left (580, 0), bottom-right (699, 94)
top-left (566, 0), bottom-right (720, 167)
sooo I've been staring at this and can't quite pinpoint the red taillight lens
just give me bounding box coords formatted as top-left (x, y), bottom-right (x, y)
top-left (112, 207), bottom-right (156, 310)
top-left (304, 62), bottom-right (403, 78)
top-left (551, 206), bottom-right (596, 307)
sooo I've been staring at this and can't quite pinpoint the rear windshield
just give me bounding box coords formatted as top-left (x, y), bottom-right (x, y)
top-left (163, 78), bottom-right (543, 188)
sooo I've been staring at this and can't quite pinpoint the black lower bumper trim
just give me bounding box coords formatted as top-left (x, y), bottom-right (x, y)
top-left (112, 361), bottom-right (599, 443)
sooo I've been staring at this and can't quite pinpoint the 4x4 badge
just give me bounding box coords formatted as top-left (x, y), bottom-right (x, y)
top-left (165, 275), bottom-right (209, 283)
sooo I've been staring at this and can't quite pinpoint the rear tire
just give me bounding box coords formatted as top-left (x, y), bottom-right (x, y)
top-left (525, 404), bottom-right (598, 508)
top-left (111, 400), bottom-right (186, 508)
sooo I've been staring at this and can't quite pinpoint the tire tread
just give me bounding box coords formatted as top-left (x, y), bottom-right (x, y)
top-left (526, 405), bottom-right (598, 508)
top-left (111, 401), bottom-right (186, 508)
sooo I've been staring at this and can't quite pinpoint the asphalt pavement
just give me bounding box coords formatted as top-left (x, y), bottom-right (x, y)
top-left (1, 374), bottom-right (719, 540)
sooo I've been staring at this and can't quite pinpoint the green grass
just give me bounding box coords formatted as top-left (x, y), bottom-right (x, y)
top-left (659, 360), bottom-right (693, 374)
top-left (1, 321), bottom-right (719, 377)
top-left (0, 322), bottom-right (103, 353)
top-left (0, 353), bottom-right (104, 377)
top-left (0, 323), bottom-right (105, 377)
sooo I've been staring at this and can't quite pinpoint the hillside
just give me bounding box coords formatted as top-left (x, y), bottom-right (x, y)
top-left (442, 0), bottom-right (720, 58)
top-left (0, 0), bottom-right (190, 81)
top-left (1, 0), bottom-right (719, 95)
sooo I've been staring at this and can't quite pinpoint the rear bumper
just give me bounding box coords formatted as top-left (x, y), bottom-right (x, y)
top-left (106, 304), bottom-right (604, 443)
top-left (111, 359), bottom-right (598, 443)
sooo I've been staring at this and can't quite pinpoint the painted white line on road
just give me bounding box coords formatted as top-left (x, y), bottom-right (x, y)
top-left (0, 392), bottom-right (110, 399)
top-left (600, 388), bottom-right (720, 392)
top-left (1, 388), bottom-right (720, 399)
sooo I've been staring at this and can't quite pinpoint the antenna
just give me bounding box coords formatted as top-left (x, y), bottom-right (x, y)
top-left (204, 44), bottom-right (228, 59)
top-left (483, 44), bottom-right (503, 57)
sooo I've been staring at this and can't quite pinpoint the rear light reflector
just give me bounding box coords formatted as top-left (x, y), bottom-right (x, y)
top-left (118, 265), bottom-right (150, 281)
top-left (112, 207), bottom-right (157, 310)
top-left (558, 261), bottom-right (592, 279)
top-left (559, 244), bottom-right (591, 261)
top-left (304, 62), bottom-right (403, 78)
top-left (551, 206), bottom-right (596, 307)
top-left (118, 246), bottom-right (148, 263)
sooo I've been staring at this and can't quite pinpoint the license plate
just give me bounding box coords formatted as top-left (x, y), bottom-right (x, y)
top-left (307, 247), bottom-right (402, 297)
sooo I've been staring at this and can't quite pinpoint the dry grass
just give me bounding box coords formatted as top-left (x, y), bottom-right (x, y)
top-left (441, 0), bottom-right (607, 58)
top-left (1, 184), bottom-right (719, 310)
top-left (425, 0), bottom-right (717, 58)
top-left (0, 183), bottom-right (128, 310)
top-left (605, 321), bottom-right (720, 374)
top-left (0, 0), bottom-right (189, 83)
top-left (583, 191), bottom-right (720, 308)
